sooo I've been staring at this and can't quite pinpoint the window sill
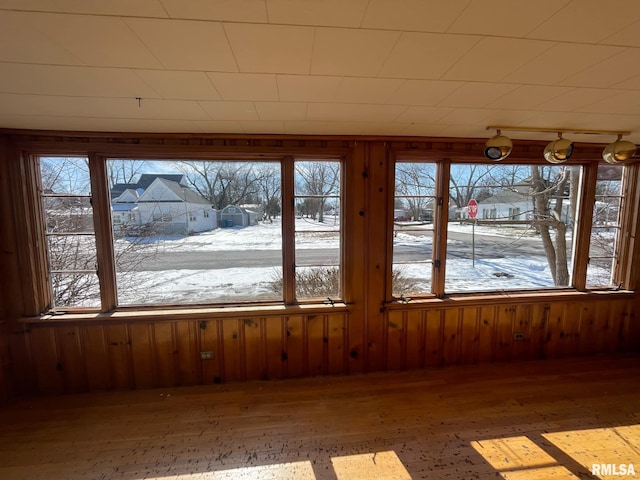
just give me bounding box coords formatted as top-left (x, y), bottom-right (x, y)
top-left (21, 302), bottom-right (350, 325)
top-left (385, 288), bottom-right (635, 310)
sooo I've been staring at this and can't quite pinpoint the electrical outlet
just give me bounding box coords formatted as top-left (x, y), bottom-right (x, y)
top-left (513, 332), bottom-right (525, 340)
top-left (200, 351), bottom-right (214, 360)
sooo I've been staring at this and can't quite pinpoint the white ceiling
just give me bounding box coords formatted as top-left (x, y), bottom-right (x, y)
top-left (2, 0), bottom-right (640, 144)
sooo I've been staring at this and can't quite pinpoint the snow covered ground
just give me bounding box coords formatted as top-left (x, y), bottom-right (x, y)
top-left (115, 218), bottom-right (609, 305)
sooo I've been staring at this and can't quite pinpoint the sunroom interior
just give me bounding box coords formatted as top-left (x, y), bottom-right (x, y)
top-left (1, 1), bottom-right (640, 479)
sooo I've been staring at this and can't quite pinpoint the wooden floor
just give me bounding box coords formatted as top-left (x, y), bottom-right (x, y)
top-left (1, 355), bottom-right (640, 480)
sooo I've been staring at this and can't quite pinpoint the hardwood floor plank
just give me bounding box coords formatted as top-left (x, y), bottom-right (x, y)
top-left (1, 355), bottom-right (639, 480)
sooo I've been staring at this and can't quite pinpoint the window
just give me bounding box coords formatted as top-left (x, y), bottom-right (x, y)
top-left (391, 158), bottom-right (629, 300)
top-left (587, 164), bottom-right (624, 287)
top-left (294, 160), bottom-right (342, 300)
top-left (38, 156), bottom-right (100, 309)
top-left (446, 163), bottom-right (579, 293)
top-left (35, 156), bottom-right (342, 311)
top-left (392, 162), bottom-right (436, 297)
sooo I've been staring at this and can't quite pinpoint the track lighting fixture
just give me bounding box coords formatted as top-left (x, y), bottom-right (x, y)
top-left (544, 133), bottom-right (573, 164)
top-left (485, 126), bottom-right (636, 164)
top-left (484, 129), bottom-right (513, 161)
top-left (602, 135), bottom-right (637, 164)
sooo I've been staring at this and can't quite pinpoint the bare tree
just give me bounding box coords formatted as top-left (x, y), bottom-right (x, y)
top-left (178, 161), bottom-right (263, 209)
top-left (256, 163), bottom-right (281, 220)
top-left (108, 159), bottom-right (148, 189)
top-left (295, 161), bottom-right (340, 223)
top-left (395, 163), bottom-right (435, 220)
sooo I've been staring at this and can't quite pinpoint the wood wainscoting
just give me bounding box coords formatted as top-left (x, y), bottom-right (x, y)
top-left (10, 294), bottom-right (638, 394)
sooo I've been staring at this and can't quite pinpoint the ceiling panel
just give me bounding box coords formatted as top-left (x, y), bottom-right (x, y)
top-left (559, 49), bottom-right (640, 88)
top-left (442, 37), bottom-right (555, 82)
top-left (488, 85), bottom-right (572, 110)
top-left (0, 2), bottom-right (639, 142)
top-left (387, 80), bottom-right (465, 106)
top-left (28, 12), bottom-right (163, 68)
top-left (134, 70), bottom-right (221, 100)
top-left (254, 102), bottom-right (307, 121)
top-left (0, 0), bottom-right (168, 16)
top-left (266, 0), bottom-right (368, 27)
top-left (527, 0), bottom-right (640, 43)
top-left (0, 64), bottom-right (158, 98)
top-left (0, 93), bottom-right (211, 120)
top-left (160, 0), bottom-right (267, 22)
top-left (447, 0), bottom-right (568, 37)
top-left (224, 23), bottom-right (314, 74)
top-left (125, 18), bottom-right (237, 71)
top-left (333, 78), bottom-right (404, 104)
top-left (533, 88), bottom-right (623, 113)
top-left (311, 28), bottom-right (400, 76)
top-left (198, 101), bottom-right (259, 121)
top-left (437, 83), bottom-right (520, 108)
top-left (0, 11), bottom-right (82, 64)
top-left (306, 103), bottom-right (406, 122)
top-left (276, 75), bottom-right (343, 102)
top-left (362, 0), bottom-right (471, 32)
top-left (503, 44), bottom-right (624, 85)
top-left (207, 73), bottom-right (278, 101)
top-left (378, 32), bottom-right (480, 79)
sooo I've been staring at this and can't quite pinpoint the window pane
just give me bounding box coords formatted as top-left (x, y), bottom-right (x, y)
top-left (587, 164), bottom-right (623, 287)
top-left (109, 160), bottom-right (282, 305)
top-left (445, 164), bottom-right (581, 293)
top-left (39, 156), bottom-right (99, 309)
top-left (392, 162), bottom-right (436, 297)
top-left (294, 160), bottom-right (341, 300)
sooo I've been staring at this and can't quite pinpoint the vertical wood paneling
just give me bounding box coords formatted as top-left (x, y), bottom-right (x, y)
top-left (424, 309), bottom-right (443, 366)
top-left (441, 308), bottom-right (461, 365)
top-left (365, 141), bottom-right (390, 372)
top-left (222, 318), bottom-right (243, 382)
top-left (81, 326), bottom-right (110, 391)
top-left (530, 303), bottom-right (549, 359)
top-left (56, 326), bottom-right (87, 393)
top-left (405, 309), bottom-right (425, 370)
top-left (459, 307), bottom-right (479, 364)
top-left (128, 323), bottom-right (155, 389)
top-left (9, 327), bottom-right (38, 393)
top-left (243, 317), bottom-right (264, 380)
top-left (285, 316), bottom-right (305, 378)
top-left (512, 305), bottom-right (533, 361)
top-left (175, 321), bottom-right (201, 385)
top-left (199, 319), bottom-right (221, 383)
top-left (477, 306), bottom-right (496, 363)
top-left (306, 314), bottom-right (324, 376)
top-left (327, 314), bottom-right (346, 375)
top-left (562, 302), bottom-right (582, 357)
top-left (545, 303), bottom-right (565, 359)
top-left (345, 143), bottom-right (366, 375)
top-left (494, 306), bottom-right (514, 363)
top-left (104, 324), bottom-right (131, 389)
top-left (265, 317), bottom-right (285, 379)
top-left (152, 322), bottom-right (177, 387)
top-left (30, 328), bottom-right (63, 393)
top-left (578, 301), bottom-right (597, 355)
top-left (386, 310), bottom-right (405, 370)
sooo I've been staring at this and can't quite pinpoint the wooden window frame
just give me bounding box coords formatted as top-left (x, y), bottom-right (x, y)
top-left (388, 154), bottom-right (639, 302)
top-left (23, 150), bottom-right (346, 315)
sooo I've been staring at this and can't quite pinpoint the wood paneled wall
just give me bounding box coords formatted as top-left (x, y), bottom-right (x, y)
top-left (9, 296), bottom-right (639, 395)
top-left (1, 132), bottom-right (639, 397)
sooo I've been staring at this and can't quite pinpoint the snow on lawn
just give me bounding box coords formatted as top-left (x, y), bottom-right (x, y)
top-left (113, 217), bottom-right (611, 304)
top-left (118, 267), bottom-right (280, 305)
top-left (117, 217), bottom-right (339, 253)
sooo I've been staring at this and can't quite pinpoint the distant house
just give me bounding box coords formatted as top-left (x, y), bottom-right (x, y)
top-left (111, 174), bottom-right (217, 235)
top-left (477, 191), bottom-right (531, 222)
top-left (220, 204), bottom-right (260, 227)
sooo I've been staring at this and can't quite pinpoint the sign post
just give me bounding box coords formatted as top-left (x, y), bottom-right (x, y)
top-left (467, 199), bottom-right (478, 267)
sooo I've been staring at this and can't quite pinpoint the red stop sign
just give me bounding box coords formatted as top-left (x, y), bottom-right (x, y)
top-left (467, 199), bottom-right (478, 219)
